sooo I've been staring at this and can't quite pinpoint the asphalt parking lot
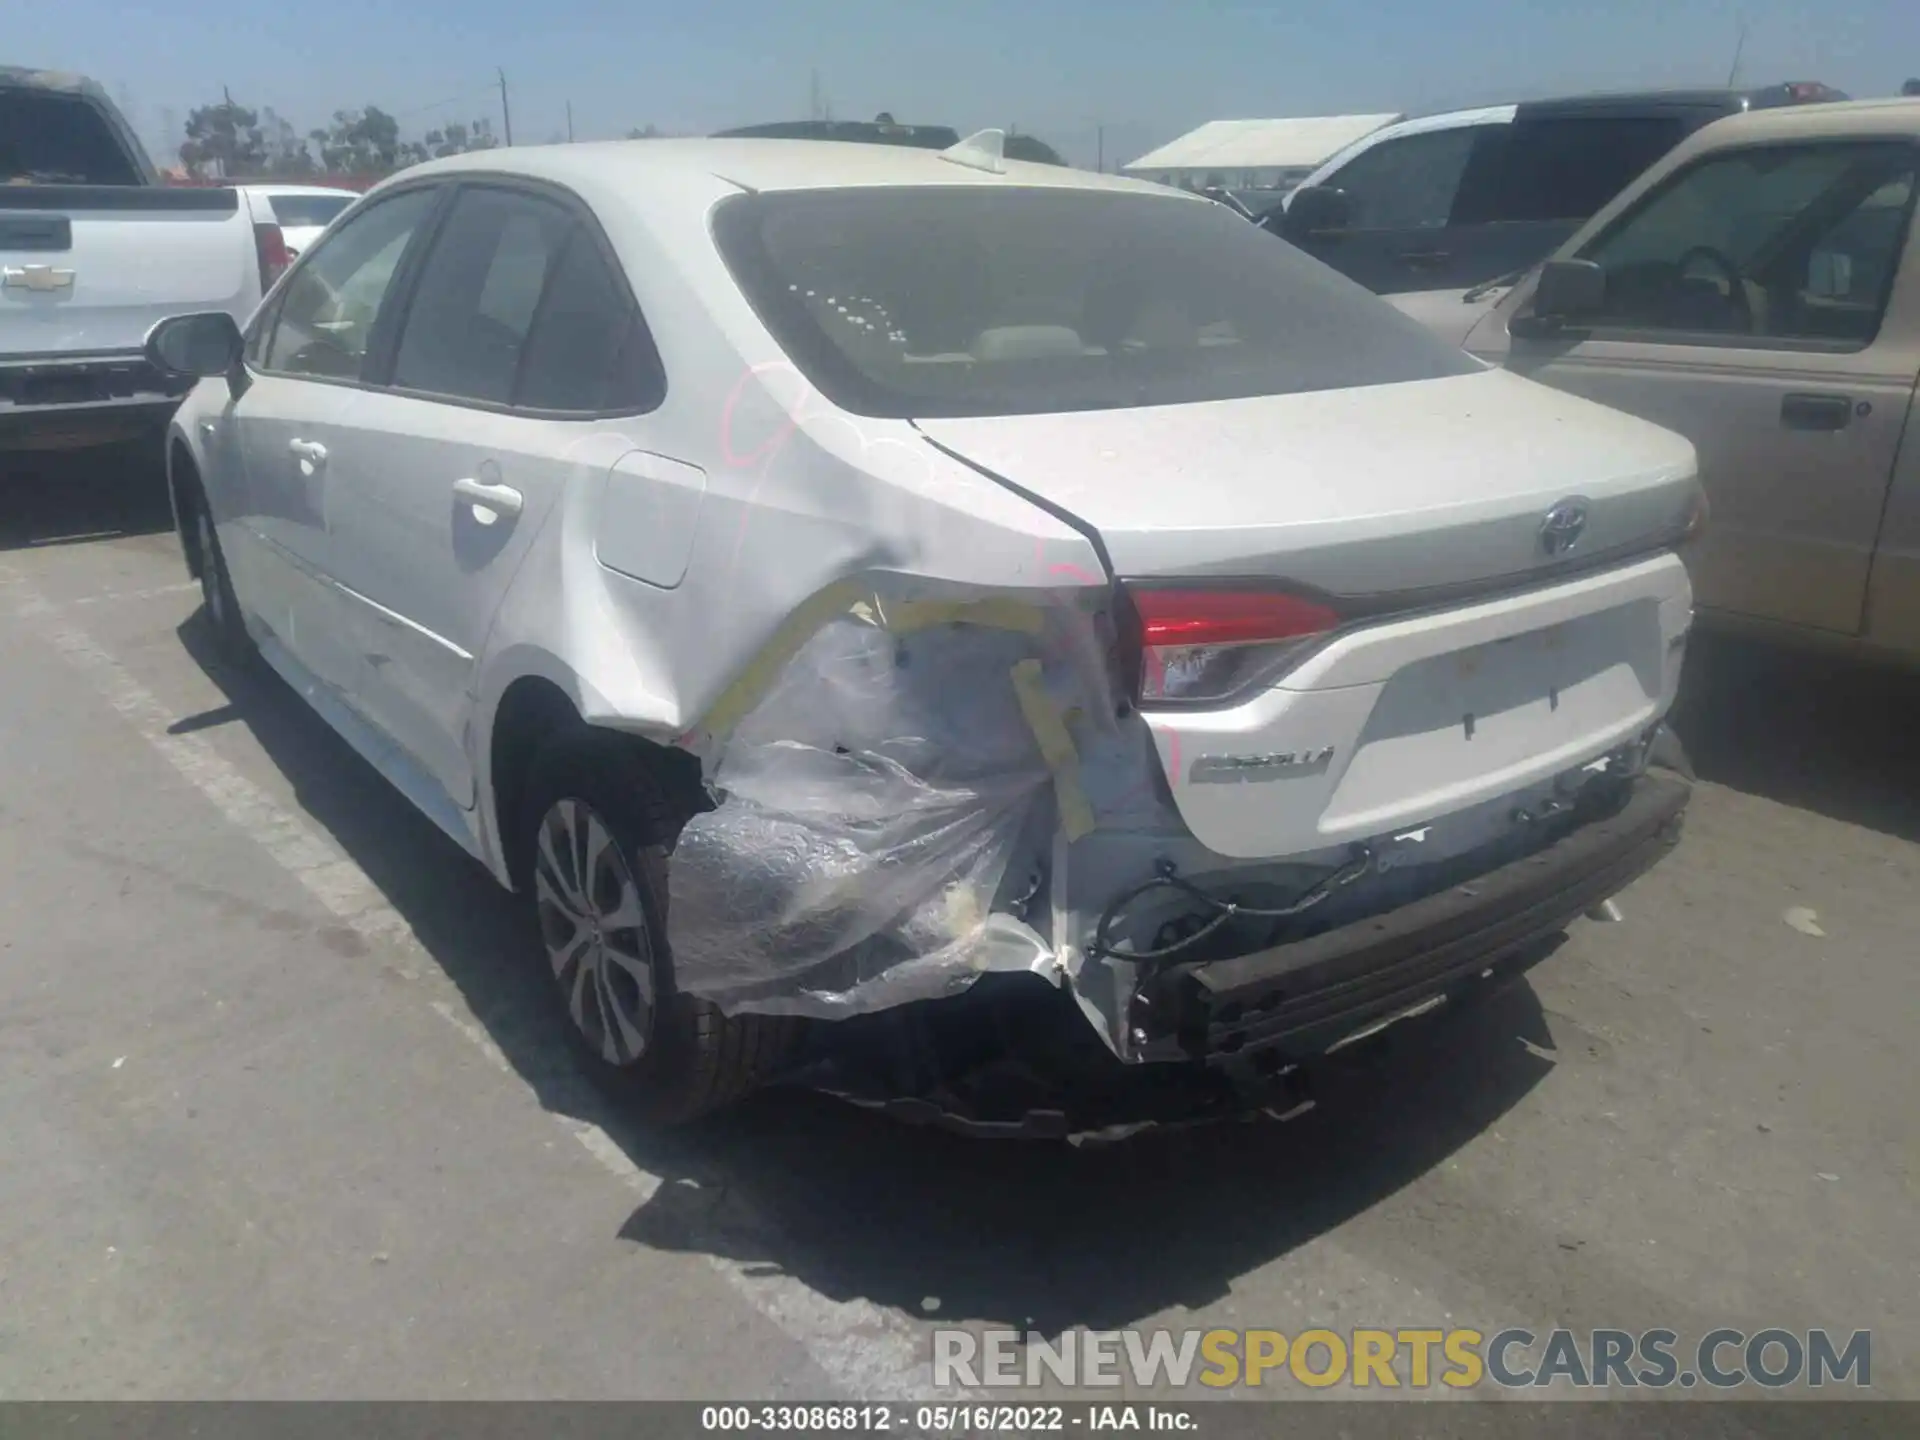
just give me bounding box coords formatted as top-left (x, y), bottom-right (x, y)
top-left (1, 445), bottom-right (1916, 1403)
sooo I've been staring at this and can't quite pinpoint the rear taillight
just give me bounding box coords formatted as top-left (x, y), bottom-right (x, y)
top-left (1127, 586), bottom-right (1340, 705)
top-left (253, 222), bottom-right (290, 292)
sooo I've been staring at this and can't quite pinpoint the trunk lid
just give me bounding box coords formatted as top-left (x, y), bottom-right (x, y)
top-left (2, 187), bottom-right (256, 358)
top-left (917, 367), bottom-right (1699, 859)
top-left (914, 366), bottom-right (1697, 596)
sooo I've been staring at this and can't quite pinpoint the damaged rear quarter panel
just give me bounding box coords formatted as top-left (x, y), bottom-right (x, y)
top-left (467, 176), bottom-right (1105, 885)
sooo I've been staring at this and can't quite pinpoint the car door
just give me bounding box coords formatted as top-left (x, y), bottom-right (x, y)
top-left (224, 185), bottom-right (442, 698)
top-left (1496, 138), bottom-right (1920, 636)
top-left (1273, 120), bottom-right (1501, 294)
top-left (325, 181), bottom-right (667, 811)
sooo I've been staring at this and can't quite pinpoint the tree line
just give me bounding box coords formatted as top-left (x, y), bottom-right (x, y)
top-left (172, 96), bottom-right (1065, 181)
top-left (176, 97), bottom-right (503, 179)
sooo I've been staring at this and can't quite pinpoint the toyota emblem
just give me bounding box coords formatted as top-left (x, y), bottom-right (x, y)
top-left (1539, 498), bottom-right (1590, 557)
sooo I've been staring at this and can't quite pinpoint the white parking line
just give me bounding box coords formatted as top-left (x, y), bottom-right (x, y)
top-left (66, 581), bottom-right (200, 608)
top-left (0, 560), bottom-right (962, 1402)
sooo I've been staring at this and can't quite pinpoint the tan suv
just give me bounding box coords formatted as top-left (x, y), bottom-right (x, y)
top-left (1459, 98), bottom-right (1920, 663)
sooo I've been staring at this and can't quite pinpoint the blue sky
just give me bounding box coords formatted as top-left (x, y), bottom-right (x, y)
top-left (20, 0), bottom-right (1918, 169)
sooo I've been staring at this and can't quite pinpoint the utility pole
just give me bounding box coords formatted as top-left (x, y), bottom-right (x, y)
top-left (1097, 123), bottom-right (1105, 173)
top-left (809, 69), bottom-right (822, 123)
top-left (1726, 15), bottom-right (1748, 87)
top-left (566, 101), bottom-right (575, 142)
top-left (498, 68), bottom-right (514, 146)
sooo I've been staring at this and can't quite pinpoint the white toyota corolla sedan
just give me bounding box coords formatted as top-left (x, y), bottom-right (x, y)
top-left (148, 132), bottom-right (1703, 1131)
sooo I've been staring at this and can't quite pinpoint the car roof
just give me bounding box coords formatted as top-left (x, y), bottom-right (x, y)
top-left (1408, 84), bottom-right (1834, 125)
top-left (385, 137), bottom-right (1191, 202)
top-left (1672, 94), bottom-right (1920, 146)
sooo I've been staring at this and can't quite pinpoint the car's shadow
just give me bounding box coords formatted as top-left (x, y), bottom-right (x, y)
top-left (172, 612), bottom-right (1562, 1333)
top-left (0, 443), bottom-right (175, 553)
top-left (1668, 629), bottom-right (1920, 844)
top-left (164, 602), bottom-right (1920, 1332)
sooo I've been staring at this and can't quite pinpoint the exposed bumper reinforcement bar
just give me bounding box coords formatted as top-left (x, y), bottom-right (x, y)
top-left (1147, 772), bottom-right (1691, 1080)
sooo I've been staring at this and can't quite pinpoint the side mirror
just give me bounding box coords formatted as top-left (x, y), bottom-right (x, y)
top-left (145, 312), bottom-right (245, 380)
top-left (1281, 185), bottom-right (1353, 238)
top-left (1531, 258), bottom-right (1607, 322)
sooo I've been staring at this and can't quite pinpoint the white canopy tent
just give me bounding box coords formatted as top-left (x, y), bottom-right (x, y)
top-left (1123, 114), bottom-right (1400, 193)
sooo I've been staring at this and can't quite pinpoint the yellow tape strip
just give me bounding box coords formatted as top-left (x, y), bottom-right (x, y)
top-left (878, 596), bottom-right (1046, 636)
top-left (1010, 658), bottom-right (1096, 842)
top-left (693, 580), bottom-right (868, 740)
top-left (701, 589), bottom-right (1049, 742)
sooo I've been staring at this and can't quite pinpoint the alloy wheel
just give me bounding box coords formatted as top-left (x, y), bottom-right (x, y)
top-left (533, 798), bottom-right (658, 1065)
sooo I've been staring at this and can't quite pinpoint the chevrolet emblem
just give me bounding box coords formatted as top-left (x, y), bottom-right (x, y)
top-left (3, 265), bottom-right (76, 293)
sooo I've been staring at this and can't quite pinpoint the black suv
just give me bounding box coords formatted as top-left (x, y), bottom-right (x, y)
top-left (1266, 82), bottom-right (1847, 297)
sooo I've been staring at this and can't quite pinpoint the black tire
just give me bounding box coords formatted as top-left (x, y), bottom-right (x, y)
top-left (520, 726), bottom-right (800, 1124)
top-left (185, 480), bottom-right (254, 668)
top-left (1647, 721), bottom-right (1695, 781)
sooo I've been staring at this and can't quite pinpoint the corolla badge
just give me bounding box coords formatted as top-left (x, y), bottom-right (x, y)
top-left (1190, 747), bottom-right (1337, 785)
top-left (1539, 498), bottom-right (1590, 557)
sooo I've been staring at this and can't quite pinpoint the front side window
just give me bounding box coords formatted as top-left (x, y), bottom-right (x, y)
top-left (1577, 141), bottom-right (1918, 346)
top-left (1322, 126), bottom-right (1484, 230)
top-left (390, 187), bottom-right (572, 405)
top-left (261, 187), bottom-right (437, 381)
top-left (712, 186), bottom-right (1479, 420)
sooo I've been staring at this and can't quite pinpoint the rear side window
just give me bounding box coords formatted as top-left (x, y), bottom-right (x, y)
top-left (391, 187), bottom-right (572, 405)
top-left (1453, 116), bottom-right (1691, 225)
top-left (712, 185), bottom-right (1479, 419)
top-left (0, 88), bottom-right (143, 185)
top-left (390, 184), bottom-right (661, 412)
top-left (514, 231), bottom-right (665, 412)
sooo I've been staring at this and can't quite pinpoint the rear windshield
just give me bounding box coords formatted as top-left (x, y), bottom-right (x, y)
top-left (0, 89), bottom-right (143, 185)
top-left (268, 193), bottom-right (355, 228)
top-left (711, 186), bottom-right (1479, 418)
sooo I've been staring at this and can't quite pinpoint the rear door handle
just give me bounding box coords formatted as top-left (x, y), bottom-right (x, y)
top-left (1400, 249), bottom-right (1450, 270)
top-left (1780, 393), bottom-right (1852, 431)
top-left (452, 476), bottom-right (523, 522)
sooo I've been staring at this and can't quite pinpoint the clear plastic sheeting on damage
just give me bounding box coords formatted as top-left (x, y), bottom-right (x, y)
top-left (666, 590), bottom-right (1150, 1019)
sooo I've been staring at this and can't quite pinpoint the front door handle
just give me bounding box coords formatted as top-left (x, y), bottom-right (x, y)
top-left (1400, 249), bottom-right (1450, 270)
top-left (1780, 393), bottom-right (1852, 432)
top-left (453, 475), bottom-right (524, 522)
top-left (288, 438), bottom-right (328, 463)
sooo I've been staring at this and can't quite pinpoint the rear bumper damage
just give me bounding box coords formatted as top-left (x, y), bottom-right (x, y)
top-left (1132, 767), bottom-right (1688, 1084)
top-left (657, 567), bottom-right (1692, 1137)
top-left (782, 756), bottom-right (1688, 1140)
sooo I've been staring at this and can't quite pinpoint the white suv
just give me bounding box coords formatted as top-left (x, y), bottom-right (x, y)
top-left (148, 133), bottom-right (1701, 1128)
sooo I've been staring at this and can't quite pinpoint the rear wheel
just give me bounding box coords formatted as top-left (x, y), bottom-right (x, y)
top-left (521, 728), bottom-right (799, 1123)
